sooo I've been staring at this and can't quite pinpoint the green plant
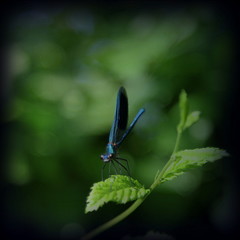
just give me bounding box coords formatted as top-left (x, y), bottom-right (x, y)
top-left (83, 90), bottom-right (228, 239)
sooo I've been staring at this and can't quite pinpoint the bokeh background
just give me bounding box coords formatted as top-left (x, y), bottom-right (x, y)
top-left (1, 2), bottom-right (239, 240)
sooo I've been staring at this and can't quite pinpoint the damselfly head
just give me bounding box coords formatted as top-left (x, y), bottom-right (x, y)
top-left (100, 153), bottom-right (113, 163)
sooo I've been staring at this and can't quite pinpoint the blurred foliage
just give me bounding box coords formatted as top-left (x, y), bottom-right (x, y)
top-left (4, 3), bottom-right (234, 240)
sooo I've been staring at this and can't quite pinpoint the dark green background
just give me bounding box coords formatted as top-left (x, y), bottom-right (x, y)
top-left (1, 2), bottom-right (239, 240)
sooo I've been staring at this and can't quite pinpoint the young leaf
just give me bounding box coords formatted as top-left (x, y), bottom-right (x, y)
top-left (177, 90), bottom-right (189, 133)
top-left (161, 148), bottom-right (229, 183)
top-left (85, 175), bottom-right (150, 213)
top-left (184, 111), bottom-right (201, 130)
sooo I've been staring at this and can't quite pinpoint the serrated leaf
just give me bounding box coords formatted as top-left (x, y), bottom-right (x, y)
top-left (184, 111), bottom-right (201, 130)
top-left (177, 90), bottom-right (189, 133)
top-left (85, 175), bottom-right (150, 213)
top-left (161, 148), bottom-right (229, 183)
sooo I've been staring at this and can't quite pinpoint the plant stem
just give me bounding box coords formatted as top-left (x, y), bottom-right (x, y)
top-left (82, 130), bottom-right (182, 240)
top-left (150, 130), bottom-right (182, 191)
top-left (82, 195), bottom-right (149, 240)
top-left (173, 130), bottom-right (181, 154)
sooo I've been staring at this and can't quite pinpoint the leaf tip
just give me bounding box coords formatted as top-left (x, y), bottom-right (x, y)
top-left (180, 89), bottom-right (187, 98)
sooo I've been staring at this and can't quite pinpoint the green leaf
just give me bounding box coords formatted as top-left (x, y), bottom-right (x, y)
top-left (161, 148), bottom-right (229, 183)
top-left (184, 111), bottom-right (201, 130)
top-left (177, 90), bottom-right (189, 133)
top-left (85, 175), bottom-right (150, 213)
